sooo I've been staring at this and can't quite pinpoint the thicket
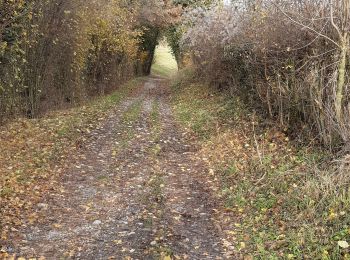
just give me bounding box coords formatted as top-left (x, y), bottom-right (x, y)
top-left (180, 0), bottom-right (350, 150)
top-left (0, 0), bottom-right (175, 123)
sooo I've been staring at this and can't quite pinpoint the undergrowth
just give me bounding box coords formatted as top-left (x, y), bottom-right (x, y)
top-left (171, 69), bottom-right (246, 140)
top-left (171, 70), bottom-right (350, 259)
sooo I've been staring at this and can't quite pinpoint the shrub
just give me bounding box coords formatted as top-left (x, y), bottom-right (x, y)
top-left (181, 0), bottom-right (350, 149)
top-left (0, 0), bottom-right (175, 123)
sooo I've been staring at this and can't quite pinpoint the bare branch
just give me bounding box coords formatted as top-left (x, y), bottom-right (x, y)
top-left (274, 2), bottom-right (340, 48)
top-left (329, 0), bottom-right (343, 40)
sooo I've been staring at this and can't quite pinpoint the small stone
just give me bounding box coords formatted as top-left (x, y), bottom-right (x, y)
top-left (150, 241), bottom-right (157, 246)
top-left (37, 203), bottom-right (48, 210)
top-left (93, 220), bottom-right (102, 225)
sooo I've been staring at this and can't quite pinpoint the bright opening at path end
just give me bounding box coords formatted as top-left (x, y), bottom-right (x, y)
top-left (151, 43), bottom-right (178, 78)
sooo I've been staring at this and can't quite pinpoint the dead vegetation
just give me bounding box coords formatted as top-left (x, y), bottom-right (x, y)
top-left (180, 0), bottom-right (350, 150)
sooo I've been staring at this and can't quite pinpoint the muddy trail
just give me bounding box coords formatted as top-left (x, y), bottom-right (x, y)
top-left (3, 78), bottom-right (228, 259)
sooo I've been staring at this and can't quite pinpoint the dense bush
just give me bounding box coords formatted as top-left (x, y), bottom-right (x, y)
top-left (181, 0), bottom-right (350, 149)
top-left (0, 0), bottom-right (174, 123)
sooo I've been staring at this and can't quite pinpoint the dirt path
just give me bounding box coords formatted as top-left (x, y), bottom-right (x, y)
top-left (4, 78), bottom-right (227, 259)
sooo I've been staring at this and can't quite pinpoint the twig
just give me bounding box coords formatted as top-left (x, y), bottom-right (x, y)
top-left (252, 112), bottom-right (263, 166)
top-left (274, 3), bottom-right (340, 48)
top-left (329, 0), bottom-right (343, 40)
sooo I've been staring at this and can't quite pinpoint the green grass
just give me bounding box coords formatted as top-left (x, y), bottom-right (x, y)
top-left (171, 70), bottom-right (242, 139)
top-left (150, 100), bottom-right (162, 143)
top-left (170, 70), bottom-right (350, 259)
top-left (121, 99), bottom-right (143, 124)
top-left (151, 44), bottom-right (178, 78)
top-left (150, 100), bottom-right (160, 123)
top-left (111, 98), bottom-right (144, 157)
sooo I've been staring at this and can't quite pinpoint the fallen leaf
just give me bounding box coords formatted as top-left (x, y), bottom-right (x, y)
top-left (338, 240), bottom-right (349, 248)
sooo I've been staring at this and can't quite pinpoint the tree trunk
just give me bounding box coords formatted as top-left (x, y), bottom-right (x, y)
top-left (335, 34), bottom-right (348, 122)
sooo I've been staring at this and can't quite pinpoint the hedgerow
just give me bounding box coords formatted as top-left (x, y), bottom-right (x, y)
top-left (0, 0), bottom-right (177, 122)
top-left (181, 0), bottom-right (350, 149)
